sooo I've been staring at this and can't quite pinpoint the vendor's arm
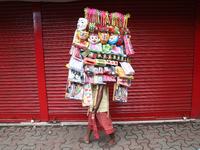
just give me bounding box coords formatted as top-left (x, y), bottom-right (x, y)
top-left (92, 84), bottom-right (103, 114)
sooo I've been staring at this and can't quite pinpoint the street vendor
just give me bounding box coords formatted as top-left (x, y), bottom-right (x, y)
top-left (78, 84), bottom-right (117, 148)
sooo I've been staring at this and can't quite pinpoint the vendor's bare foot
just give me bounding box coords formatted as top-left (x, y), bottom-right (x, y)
top-left (78, 137), bottom-right (90, 144)
top-left (104, 139), bottom-right (117, 148)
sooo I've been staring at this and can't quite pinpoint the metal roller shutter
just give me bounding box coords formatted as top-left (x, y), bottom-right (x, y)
top-left (0, 3), bottom-right (40, 122)
top-left (41, 0), bottom-right (195, 121)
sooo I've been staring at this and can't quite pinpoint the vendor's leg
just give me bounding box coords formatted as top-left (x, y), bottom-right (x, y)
top-left (108, 132), bottom-right (117, 144)
top-left (81, 127), bottom-right (93, 143)
top-left (103, 132), bottom-right (117, 148)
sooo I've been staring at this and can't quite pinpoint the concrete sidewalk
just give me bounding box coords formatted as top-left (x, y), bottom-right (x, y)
top-left (0, 120), bottom-right (200, 150)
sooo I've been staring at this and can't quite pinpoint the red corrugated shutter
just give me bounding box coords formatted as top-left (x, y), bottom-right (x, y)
top-left (41, 0), bottom-right (195, 121)
top-left (0, 3), bottom-right (40, 122)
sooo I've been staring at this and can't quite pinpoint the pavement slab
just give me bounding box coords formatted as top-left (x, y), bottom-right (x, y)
top-left (0, 121), bottom-right (200, 150)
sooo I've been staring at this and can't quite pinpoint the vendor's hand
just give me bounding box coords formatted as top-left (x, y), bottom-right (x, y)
top-left (92, 105), bottom-right (98, 114)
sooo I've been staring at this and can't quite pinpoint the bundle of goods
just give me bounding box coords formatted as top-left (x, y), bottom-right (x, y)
top-left (65, 7), bottom-right (135, 105)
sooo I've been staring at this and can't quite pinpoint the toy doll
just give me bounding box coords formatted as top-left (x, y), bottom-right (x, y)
top-left (88, 33), bottom-right (102, 53)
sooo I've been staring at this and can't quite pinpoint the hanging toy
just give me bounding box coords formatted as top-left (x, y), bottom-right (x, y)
top-left (124, 35), bottom-right (135, 56)
top-left (98, 32), bottom-right (109, 44)
top-left (77, 30), bottom-right (89, 41)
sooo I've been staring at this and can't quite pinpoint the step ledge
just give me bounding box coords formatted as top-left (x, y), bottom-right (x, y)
top-left (0, 119), bottom-right (198, 126)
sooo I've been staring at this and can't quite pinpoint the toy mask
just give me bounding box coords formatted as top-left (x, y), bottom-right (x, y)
top-left (88, 33), bottom-right (100, 44)
top-left (77, 18), bottom-right (88, 31)
top-left (98, 32), bottom-right (109, 44)
top-left (77, 30), bottom-right (89, 41)
top-left (108, 35), bottom-right (119, 45)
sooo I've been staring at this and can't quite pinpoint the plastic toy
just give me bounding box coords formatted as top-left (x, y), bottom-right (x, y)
top-left (107, 60), bottom-right (118, 66)
top-left (73, 37), bottom-right (89, 49)
top-left (84, 57), bottom-right (96, 65)
top-left (102, 44), bottom-right (111, 54)
top-left (95, 59), bottom-right (107, 66)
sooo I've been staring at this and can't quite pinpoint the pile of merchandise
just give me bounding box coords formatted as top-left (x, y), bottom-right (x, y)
top-left (65, 8), bottom-right (135, 106)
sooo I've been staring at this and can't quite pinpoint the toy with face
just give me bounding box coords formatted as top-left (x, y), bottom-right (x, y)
top-left (88, 33), bottom-right (100, 44)
top-left (77, 18), bottom-right (88, 31)
top-left (77, 30), bottom-right (89, 41)
top-left (98, 32), bottom-right (109, 44)
top-left (108, 35), bottom-right (119, 45)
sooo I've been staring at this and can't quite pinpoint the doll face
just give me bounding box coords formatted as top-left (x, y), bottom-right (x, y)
top-left (77, 18), bottom-right (88, 31)
top-left (108, 35), bottom-right (119, 45)
top-left (88, 34), bottom-right (100, 44)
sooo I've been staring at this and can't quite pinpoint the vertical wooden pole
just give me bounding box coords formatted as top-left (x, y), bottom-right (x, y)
top-left (191, 0), bottom-right (200, 118)
top-left (33, 3), bottom-right (48, 121)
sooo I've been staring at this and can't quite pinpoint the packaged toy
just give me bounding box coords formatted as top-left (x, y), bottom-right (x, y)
top-left (117, 77), bottom-right (131, 87)
top-left (113, 83), bottom-right (128, 103)
top-left (83, 83), bottom-right (93, 106)
top-left (68, 69), bottom-right (85, 84)
top-left (65, 81), bottom-right (84, 100)
top-left (116, 66), bottom-right (134, 79)
top-left (68, 56), bottom-right (84, 72)
top-left (120, 62), bottom-right (135, 75)
top-left (111, 45), bottom-right (124, 55)
top-left (72, 47), bottom-right (82, 61)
